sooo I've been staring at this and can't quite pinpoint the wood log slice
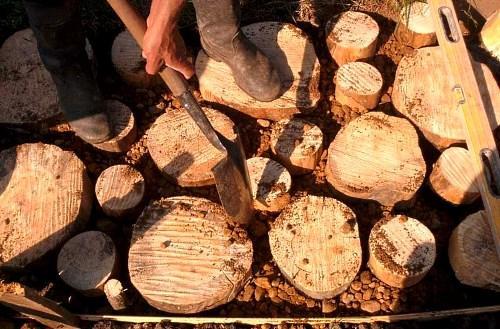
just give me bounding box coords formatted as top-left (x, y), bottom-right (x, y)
top-left (270, 118), bottom-right (323, 175)
top-left (269, 195), bottom-right (362, 299)
top-left (92, 100), bottom-right (137, 153)
top-left (334, 62), bottom-right (383, 111)
top-left (0, 29), bottom-right (92, 124)
top-left (392, 46), bottom-right (500, 150)
top-left (0, 143), bottom-right (92, 270)
top-left (147, 108), bottom-right (237, 187)
top-left (429, 147), bottom-right (480, 205)
top-left (481, 10), bottom-right (500, 61)
top-left (247, 157), bottom-right (292, 212)
top-left (326, 112), bottom-right (426, 207)
top-left (104, 279), bottom-right (130, 311)
top-left (325, 11), bottom-right (379, 65)
top-left (128, 196), bottom-right (253, 313)
top-left (368, 215), bottom-right (436, 288)
top-left (449, 210), bottom-right (500, 292)
top-left (95, 164), bottom-right (145, 218)
top-left (394, 2), bottom-right (436, 49)
top-left (111, 31), bottom-right (158, 87)
top-left (196, 22), bottom-right (320, 121)
top-left (57, 231), bottom-right (117, 296)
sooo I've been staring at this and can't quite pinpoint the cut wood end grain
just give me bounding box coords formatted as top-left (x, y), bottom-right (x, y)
top-left (269, 195), bottom-right (362, 299)
top-left (481, 10), bottom-right (500, 61)
top-left (95, 164), bottom-right (145, 218)
top-left (395, 2), bottom-right (436, 48)
top-left (368, 215), bottom-right (436, 288)
top-left (104, 279), bottom-right (130, 311)
top-left (128, 196), bottom-right (253, 313)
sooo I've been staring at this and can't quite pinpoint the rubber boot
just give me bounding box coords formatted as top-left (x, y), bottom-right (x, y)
top-left (23, 0), bottom-right (111, 144)
top-left (192, 0), bottom-right (282, 102)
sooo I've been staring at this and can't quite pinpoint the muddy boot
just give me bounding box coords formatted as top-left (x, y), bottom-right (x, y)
top-left (192, 0), bottom-right (282, 102)
top-left (23, 0), bottom-right (111, 144)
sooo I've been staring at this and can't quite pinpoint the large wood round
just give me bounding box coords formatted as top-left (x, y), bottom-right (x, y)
top-left (95, 165), bottom-right (145, 218)
top-left (334, 62), bottom-right (383, 111)
top-left (429, 147), bottom-right (480, 205)
top-left (392, 46), bottom-right (500, 150)
top-left (147, 108), bottom-right (237, 187)
top-left (395, 2), bottom-right (436, 49)
top-left (270, 118), bottom-right (324, 175)
top-left (326, 112), bottom-right (426, 207)
top-left (325, 11), bottom-right (379, 65)
top-left (196, 22), bottom-right (320, 121)
top-left (481, 10), bottom-right (499, 61)
top-left (128, 196), bottom-right (253, 313)
top-left (449, 211), bottom-right (500, 292)
top-left (269, 195), bottom-right (362, 299)
top-left (247, 157), bottom-right (292, 212)
top-left (57, 231), bottom-right (117, 296)
top-left (0, 143), bottom-right (92, 270)
top-left (368, 215), bottom-right (436, 288)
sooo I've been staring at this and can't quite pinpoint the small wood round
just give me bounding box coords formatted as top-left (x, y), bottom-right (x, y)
top-left (196, 22), bottom-right (320, 121)
top-left (334, 62), bottom-right (383, 111)
top-left (270, 118), bottom-right (323, 175)
top-left (111, 31), bottom-right (157, 87)
top-left (392, 46), bottom-right (500, 150)
top-left (269, 195), bottom-right (362, 299)
top-left (95, 165), bottom-right (145, 218)
top-left (247, 157), bottom-right (292, 212)
top-left (104, 279), bottom-right (130, 311)
top-left (395, 2), bottom-right (436, 49)
top-left (92, 100), bottom-right (137, 153)
top-left (449, 211), bottom-right (500, 292)
top-left (0, 143), bottom-right (92, 270)
top-left (481, 10), bottom-right (499, 61)
top-left (57, 231), bottom-right (117, 296)
top-left (128, 196), bottom-right (253, 313)
top-left (326, 112), bottom-right (426, 207)
top-left (147, 108), bottom-right (237, 187)
top-left (368, 215), bottom-right (436, 288)
top-left (429, 147), bottom-right (480, 205)
top-left (325, 11), bottom-right (380, 65)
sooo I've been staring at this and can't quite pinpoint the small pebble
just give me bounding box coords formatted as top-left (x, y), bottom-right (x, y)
top-left (257, 119), bottom-right (270, 128)
top-left (322, 299), bottom-right (336, 313)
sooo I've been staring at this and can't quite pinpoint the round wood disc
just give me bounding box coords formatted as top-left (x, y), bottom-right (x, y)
top-left (95, 164), bottom-right (145, 217)
top-left (92, 100), bottom-right (137, 153)
top-left (270, 118), bottom-right (324, 175)
top-left (395, 2), bottom-right (436, 49)
top-left (147, 108), bottom-right (237, 187)
top-left (368, 215), bottom-right (436, 288)
top-left (0, 143), bottom-right (92, 269)
top-left (326, 112), bottom-right (426, 207)
top-left (269, 195), bottom-right (362, 299)
top-left (325, 11), bottom-right (379, 65)
top-left (429, 147), bottom-right (480, 205)
top-left (247, 157), bottom-right (292, 212)
top-left (392, 46), bottom-right (500, 150)
top-left (128, 196), bottom-right (253, 313)
top-left (449, 210), bottom-right (500, 292)
top-left (195, 22), bottom-right (320, 121)
top-left (57, 231), bottom-right (117, 296)
top-left (111, 31), bottom-right (157, 87)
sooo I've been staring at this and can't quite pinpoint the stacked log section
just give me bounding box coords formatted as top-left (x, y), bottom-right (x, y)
top-left (326, 112), bottom-right (426, 207)
top-left (393, 46), bottom-right (500, 150)
top-left (395, 2), bottom-right (436, 48)
top-left (104, 279), bottom-right (131, 311)
top-left (269, 195), bottom-right (362, 299)
top-left (128, 196), bottom-right (253, 313)
top-left (57, 231), bottom-right (117, 296)
top-left (368, 215), bottom-right (436, 288)
top-left (0, 143), bottom-right (92, 270)
top-left (335, 62), bottom-right (383, 111)
top-left (247, 157), bottom-right (292, 212)
top-left (111, 31), bottom-right (158, 87)
top-left (449, 211), bottom-right (500, 292)
top-left (325, 11), bottom-right (379, 65)
top-left (270, 118), bottom-right (324, 175)
top-left (147, 108), bottom-right (237, 187)
top-left (481, 10), bottom-right (499, 60)
top-left (92, 100), bottom-right (137, 153)
top-left (429, 147), bottom-right (480, 205)
top-left (95, 164), bottom-right (145, 217)
top-left (196, 22), bottom-right (320, 121)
